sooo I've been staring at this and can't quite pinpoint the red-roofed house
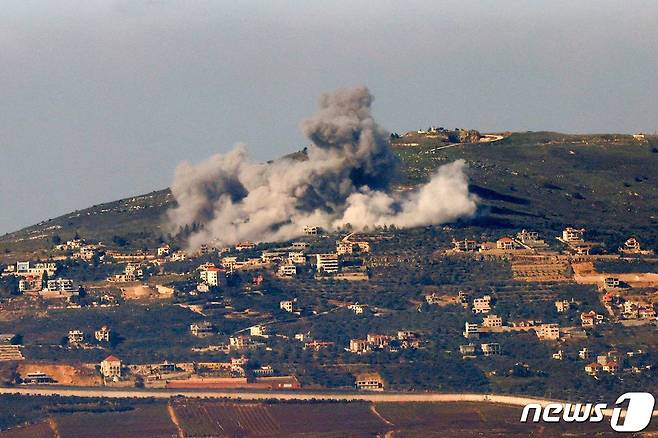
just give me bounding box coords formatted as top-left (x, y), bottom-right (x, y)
top-left (496, 237), bottom-right (515, 250)
top-left (585, 362), bottom-right (602, 376)
top-left (200, 266), bottom-right (225, 287)
top-left (580, 311), bottom-right (604, 327)
top-left (100, 355), bottom-right (122, 380)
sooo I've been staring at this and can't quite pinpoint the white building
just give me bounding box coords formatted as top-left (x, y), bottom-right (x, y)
top-left (288, 251), bottom-right (306, 265)
top-left (277, 264), bottom-right (297, 278)
top-left (348, 303), bottom-right (367, 315)
top-left (472, 295), bottom-right (492, 314)
top-left (481, 343), bottom-right (501, 356)
top-left (316, 253), bottom-right (339, 274)
top-left (516, 230), bottom-right (545, 247)
top-left (12, 261), bottom-right (57, 278)
top-left (250, 325), bottom-right (268, 337)
top-left (463, 322), bottom-right (479, 339)
top-left (190, 321), bottom-right (214, 337)
top-left (280, 299), bottom-right (297, 313)
top-left (95, 326), bottom-right (111, 342)
top-left (561, 227), bottom-right (585, 242)
top-left (68, 330), bottom-right (84, 345)
top-left (100, 355), bottom-right (122, 380)
top-left (46, 278), bottom-right (76, 292)
top-left (349, 339), bottom-right (369, 354)
top-left (555, 300), bottom-right (571, 313)
top-left (200, 267), bottom-right (223, 287)
top-left (170, 251), bottom-right (187, 261)
top-left (78, 245), bottom-right (98, 261)
top-left (355, 372), bottom-right (384, 391)
top-left (157, 244), bottom-right (171, 257)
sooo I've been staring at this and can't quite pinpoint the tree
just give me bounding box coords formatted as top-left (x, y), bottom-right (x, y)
top-left (0, 276), bottom-right (20, 296)
top-left (112, 235), bottom-right (128, 247)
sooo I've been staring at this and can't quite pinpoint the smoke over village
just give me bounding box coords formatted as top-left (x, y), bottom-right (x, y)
top-left (167, 87), bottom-right (478, 249)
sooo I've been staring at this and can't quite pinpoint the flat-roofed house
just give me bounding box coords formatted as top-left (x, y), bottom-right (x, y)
top-left (355, 372), bottom-right (384, 391)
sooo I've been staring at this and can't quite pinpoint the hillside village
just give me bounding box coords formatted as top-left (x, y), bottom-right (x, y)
top-left (0, 220), bottom-right (656, 397)
top-left (0, 132), bottom-right (656, 402)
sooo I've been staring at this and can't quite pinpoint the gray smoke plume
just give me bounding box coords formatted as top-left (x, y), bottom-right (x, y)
top-left (167, 87), bottom-right (477, 249)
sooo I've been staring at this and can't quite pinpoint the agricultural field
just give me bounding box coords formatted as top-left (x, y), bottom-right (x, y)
top-left (372, 402), bottom-right (650, 437)
top-left (4, 399), bottom-right (656, 437)
top-left (172, 400), bottom-right (388, 437)
top-left (55, 405), bottom-right (176, 438)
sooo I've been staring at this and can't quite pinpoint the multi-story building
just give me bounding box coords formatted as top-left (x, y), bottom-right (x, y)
top-left (100, 355), bottom-right (122, 380)
top-left (170, 251), bottom-right (187, 261)
top-left (95, 326), bottom-right (111, 342)
top-left (68, 330), bottom-right (84, 345)
top-left (249, 325), bottom-right (268, 337)
top-left (472, 295), bottom-right (492, 314)
top-left (18, 277), bottom-right (40, 292)
top-left (463, 322), bottom-right (479, 339)
top-left (622, 237), bottom-right (641, 253)
top-left (235, 241), bottom-right (256, 251)
top-left (316, 253), bottom-right (339, 274)
top-left (349, 339), bottom-right (370, 354)
top-left (481, 343), bottom-right (501, 356)
top-left (555, 300), bottom-right (572, 313)
top-left (561, 227), bottom-right (585, 242)
top-left (8, 261), bottom-right (57, 278)
top-left (578, 347), bottom-right (591, 361)
top-left (496, 237), bottom-right (515, 250)
top-left (157, 244), bottom-right (171, 257)
top-left (77, 245), bottom-right (98, 261)
top-left (366, 334), bottom-right (391, 349)
top-left (535, 324), bottom-right (560, 341)
top-left (482, 314), bottom-right (503, 328)
top-left (46, 278), bottom-right (76, 292)
top-left (190, 321), bottom-right (215, 337)
top-left (355, 372), bottom-right (384, 391)
top-left (336, 241), bottom-right (355, 255)
top-left (279, 299), bottom-right (297, 313)
top-left (516, 230), bottom-right (546, 247)
top-left (303, 226), bottom-right (319, 236)
top-left (452, 239), bottom-right (478, 252)
top-left (291, 242), bottom-right (310, 251)
top-left (459, 344), bottom-right (477, 357)
top-left (585, 362), bottom-right (602, 376)
top-left (277, 264), bottom-right (297, 278)
top-left (580, 311), bottom-right (604, 327)
top-left (229, 335), bottom-right (250, 349)
top-left (200, 266), bottom-right (224, 287)
top-left (288, 251), bottom-right (306, 264)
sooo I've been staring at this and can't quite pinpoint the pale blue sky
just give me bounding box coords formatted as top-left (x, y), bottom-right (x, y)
top-left (1, 0), bottom-right (657, 234)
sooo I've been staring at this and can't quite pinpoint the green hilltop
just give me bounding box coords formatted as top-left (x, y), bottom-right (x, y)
top-left (1, 131), bottom-right (657, 260)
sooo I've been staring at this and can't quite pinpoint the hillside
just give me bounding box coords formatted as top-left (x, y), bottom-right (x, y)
top-left (1, 131), bottom-right (657, 260)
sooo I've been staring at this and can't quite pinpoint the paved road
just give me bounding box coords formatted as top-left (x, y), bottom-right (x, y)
top-left (0, 386), bottom-right (558, 406)
top-left (3, 387), bottom-right (655, 418)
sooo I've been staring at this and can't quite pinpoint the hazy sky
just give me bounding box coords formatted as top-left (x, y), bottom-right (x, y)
top-left (1, 1), bottom-right (657, 234)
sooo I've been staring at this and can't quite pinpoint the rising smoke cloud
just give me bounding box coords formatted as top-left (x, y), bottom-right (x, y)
top-left (166, 87), bottom-right (477, 249)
